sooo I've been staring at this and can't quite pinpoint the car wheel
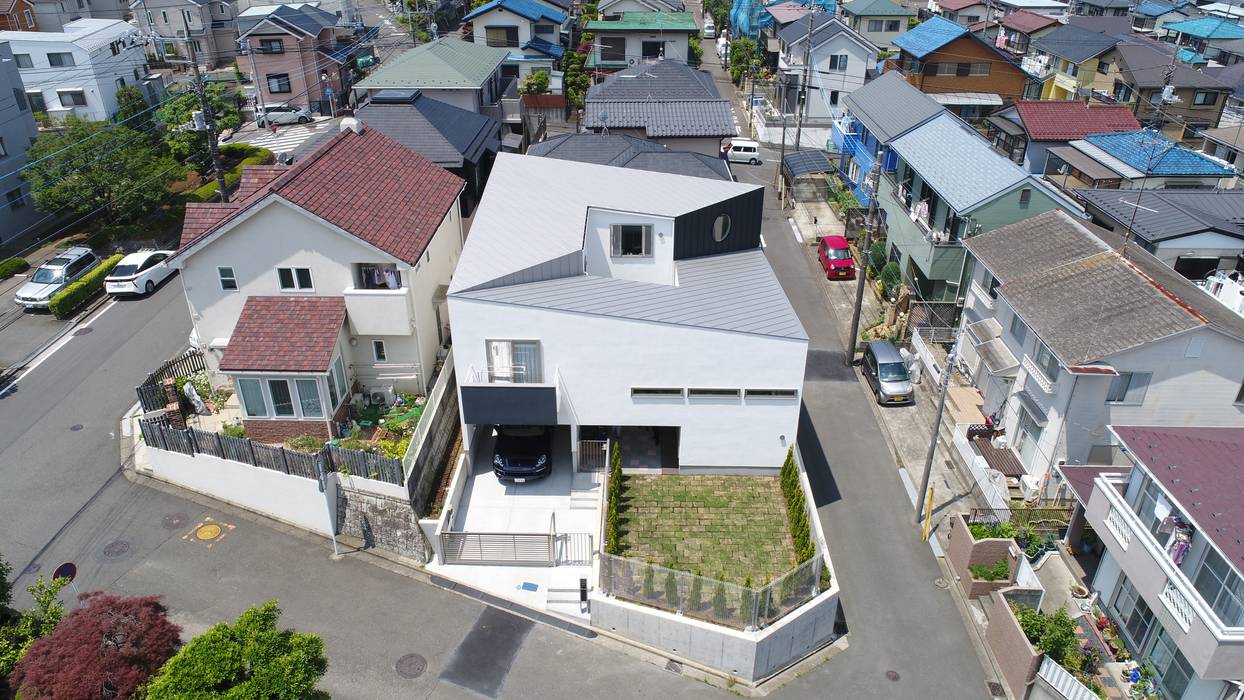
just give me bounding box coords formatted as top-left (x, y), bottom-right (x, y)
top-left (749, 158), bottom-right (760, 165)
top-left (257, 118), bottom-right (267, 128)
top-left (145, 280), bottom-right (155, 294)
top-left (297, 116), bottom-right (311, 124)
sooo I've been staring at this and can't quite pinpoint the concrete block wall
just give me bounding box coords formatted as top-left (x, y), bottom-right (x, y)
top-left (406, 374), bottom-right (459, 517)
top-left (986, 590), bottom-right (1042, 700)
top-left (947, 513), bottom-right (1020, 598)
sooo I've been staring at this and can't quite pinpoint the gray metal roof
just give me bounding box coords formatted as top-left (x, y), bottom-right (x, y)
top-left (889, 112), bottom-right (1029, 212)
top-left (1030, 24), bottom-right (1120, 63)
top-left (449, 154), bottom-right (803, 339)
top-left (840, 71), bottom-right (944, 143)
top-left (587, 60), bottom-right (721, 100)
top-left (238, 3), bottom-right (338, 37)
top-left (965, 209), bottom-right (1244, 366)
top-left (583, 100), bottom-right (736, 137)
top-left (355, 90), bottom-right (500, 167)
top-left (456, 249), bottom-right (807, 339)
top-left (777, 13), bottom-right (877, 52)
top-left (353, 38), bottom-right (509, 90)
top-left (1076, 189), bottom-right (1244, 244)
top-left (527, 133), bottom-right (732, 179)
top-left (1113, 40), bottom-right (1232, 88)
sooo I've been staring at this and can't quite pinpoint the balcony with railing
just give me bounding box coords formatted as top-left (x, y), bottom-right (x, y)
top-left (887, 176), bottom-right (963, 248)
top-left (460, 362), bottom-right (557, 425)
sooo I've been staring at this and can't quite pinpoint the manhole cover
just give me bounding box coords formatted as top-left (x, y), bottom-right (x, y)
top-left (102, 540), bottom-right (131, 558)
top-left (161, 512), bottom-right (189, 530)
top-left (69, 424), bottom-right (83, 432)
top-left (395, 654), bottom-right (427, 679)
top-left (885, 670), bottom-right (901, 682)
top-left (664, 659), bottom-right (683, 674)
top-left (987, 681), bottom-right (1006, 697)
top-left (21, 562), bottom-right (40, 576)
top-left (72, 327), bottom-right (94, 336)
top-left (933, 577), bottom-right (950, 589)
top-left (196, 524), bottom-right (223, 541)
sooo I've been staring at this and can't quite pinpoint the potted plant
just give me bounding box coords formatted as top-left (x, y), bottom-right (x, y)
top-left (1070, 584), bottom-right (1089, 599)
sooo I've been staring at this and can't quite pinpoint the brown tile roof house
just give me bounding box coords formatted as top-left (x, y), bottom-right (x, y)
top-left (219, 296), bottom-right (347, 372)
top-left (1009, 101), bottom-right (1141, 141)
top-left (176, 122), bottom-right (465, 265)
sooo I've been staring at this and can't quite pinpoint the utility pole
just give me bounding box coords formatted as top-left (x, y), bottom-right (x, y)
top-left (915, 331), bottom-right (960, 523)
top-left (242, 38), bottom-right (263, 125)
top-left (793, 10), bottom-right (814, 151)
top-left (846, 155), bottom-right (882, 366)
top-left (405, 0), bottom-right (416, 45)
top-left (1120, 52), bottom-right (1178, 256)
top-left (181, 10), bottom-right (229, 203)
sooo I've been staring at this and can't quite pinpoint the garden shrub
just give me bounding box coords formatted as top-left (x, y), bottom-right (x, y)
top-left (779, 448), bottom-right (815, 563)
top-left (688, 569), bottom-right (703, 610)
top-left (1013, 604), bottom-right (1078, 664)
top-left (879, 261), bottom-right (902, 299)
top-left (868, 240), bottom-right (886, 276)
top-left (605, 442), bottom-right (623, 555)
top-left (968, 558), bottom-right (1010, 581)
top-left (664, 570), bottom-right (680, 608)
top-left (183, 146), bottom-right (275, 202)
top-left (0, 257), bottom-right (29, 281)
top-left (968, 520), bottom-right (1017, 540)
top-left (285, 434), bottom-right (324, 453)
top-left (739, 575), bottom-right (755, 621)
top-left (221, 423), bottom-right (246, 439)
top-left (48, 252), bottom-right (122, 319)
top-left (711, 574), bottom-right (728, 619)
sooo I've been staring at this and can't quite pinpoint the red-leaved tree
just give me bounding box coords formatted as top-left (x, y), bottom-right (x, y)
top-left (11, 592), bottom-right (182, 699)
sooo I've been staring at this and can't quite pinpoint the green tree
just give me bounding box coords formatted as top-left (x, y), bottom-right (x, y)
top-left (739, 575), bottom-right (755, 626)
top-left (641, 562), bottom-right (656, 599)
top-left (563, 37), bottom-right (593, 110)
top-left (24, 117), bottom-right (181, 224)
top-left (880, 261), bottom-right (902, 299)
top-left (687, 569), bottom-right (703, 611)
top-left (688, 36), bottom-right (703, 67)
top-left (155, 84), bottom-right (241, 175)
top-left (520, 70), bottom-right (550, 95)
top-left (114, 85), bottom-right (153, 132)
top-left (728, 38), bottom-right (758, 84)
top-left (606, 441), bottom-right (623, 555)
top-left (0, 554), bottom-right (12, 616)
top-left (146, 601), bottom-right (327, 700)
top-left (0, 576), bottom-right (69, 680)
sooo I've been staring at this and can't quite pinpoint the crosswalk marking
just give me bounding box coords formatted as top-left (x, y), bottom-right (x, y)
top-left (231, 121), bottom-right (330, 155)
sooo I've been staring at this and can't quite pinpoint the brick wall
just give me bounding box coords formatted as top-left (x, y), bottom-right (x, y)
top-left (947, 513), bottom-right (1020, 598)
top-left (243, 419), bottom-right (329, 444)
top-left (986, 590), bottom-right (1042, 700)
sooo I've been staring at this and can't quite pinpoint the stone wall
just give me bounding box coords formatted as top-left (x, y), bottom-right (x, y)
top-left (406, 374), bottom-right (458, 517)
top-left (986, 590), bottom-right (1042, 700)
top-left (336, 486), bottom-right (431, 563)
top-left (243, 419), bottom-right (329, 444)
top-left (947, 513), bottom-right (1020, 599)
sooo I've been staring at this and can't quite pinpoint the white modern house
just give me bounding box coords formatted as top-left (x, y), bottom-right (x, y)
top-left (775, 12), bottom-right (878, 121)
top-left (170, 120), bottom-right (465, 443)
top-left (958, 209), bottom-right (1244, 492)
top-left (1063, 426), bottom-right (1244, 700)
top-left (448, 153), bottom-right (808, 474)
top-left (0, 19), bottom-right (151, 122)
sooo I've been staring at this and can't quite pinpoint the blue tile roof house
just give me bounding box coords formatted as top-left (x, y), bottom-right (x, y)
top-left (1129, 1), bottom-right (1196, 36)
top-left (1164, 15), bottom-right (1244, 57)
top-left (1054, 129), bottom-right (1235, 189)
top-left (463, 0), bottom-right (568, 81)
top-left (876, 111), bottom-right (1082, 308)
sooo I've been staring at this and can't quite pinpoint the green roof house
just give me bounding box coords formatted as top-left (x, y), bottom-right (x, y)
top-left (840, 0), bottom-right (914, 49)
top-left (352, 38), bottom-right (513, 116)
top-left (584, 12), bottom-right (699, 68)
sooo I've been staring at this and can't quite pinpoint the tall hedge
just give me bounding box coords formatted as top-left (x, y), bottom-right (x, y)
top-left (48, 253), bottom-right (122, 319)
top-left (605, 441), bottom-right (623, 555)
top-left (0, 257), bottom-right (29, 281)
top-left (780, 448), bottom-right (815, 564)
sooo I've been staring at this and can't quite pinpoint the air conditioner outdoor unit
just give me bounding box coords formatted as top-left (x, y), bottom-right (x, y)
top-left (1020, 474), bottom-right (1041, 501)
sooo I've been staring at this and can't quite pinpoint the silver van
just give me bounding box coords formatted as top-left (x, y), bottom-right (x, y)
top-left (14, 247), bottom-right (99, 310)
top-left (727, 139), bottom-right (761, 165)
top-left (862, 340), bottom-right (913, 405)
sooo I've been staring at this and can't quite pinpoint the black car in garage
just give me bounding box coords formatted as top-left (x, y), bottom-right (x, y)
top-left (492, 426), bottom-right (552, 482)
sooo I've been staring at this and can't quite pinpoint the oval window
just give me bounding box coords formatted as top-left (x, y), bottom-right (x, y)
top-left (712, 213), bottom-right (731, 242)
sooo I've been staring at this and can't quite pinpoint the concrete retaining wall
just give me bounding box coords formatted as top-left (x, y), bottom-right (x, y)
top-left (404, 359), bottom-right (459, 516)
top-left (986, 590), bottom-right (1042, 700)
top-left (948, 513), bottom-right (1020, 598)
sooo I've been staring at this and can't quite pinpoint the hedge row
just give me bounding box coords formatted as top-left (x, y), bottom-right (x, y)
top-left (183, 144), bottom-right (274, 203)
top-left (605, 442), bottom-right (623, 555)
top-left (48, 253), bottom-right (123, 319)
top-left (779, 448), bottom-right (815, 564)
top-left (0, 257), bottom-right (29, 281)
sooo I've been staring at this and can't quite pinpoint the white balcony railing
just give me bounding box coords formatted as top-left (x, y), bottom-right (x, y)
top-left (465, 365), bottom-right (544, 384)
top-left (1022, 355), bottom-right (1057, 395)
top-left (1161, 580), bottom-right (1194, 632)
top-left (1105, 505), bottom-right (1132, 550)
top-left (970, 280), bottom-right (996, 310)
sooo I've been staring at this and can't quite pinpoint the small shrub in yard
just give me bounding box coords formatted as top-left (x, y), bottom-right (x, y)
top-left (605, 442), bottom-right (623, 555)
top-left (711, 572), bottom-right (728, 619)
top-left (48, 252), bottom-right (122, 319)
top-left (879, 261), bottom-right (902, 300)
top-left (968, 520), bottom-right (1017, 540)
top-left (868, 240), bottom-right (886, 277)
top-left (688, 569), bottom-right (703, 610)
top-left (968, 558), bottom-right (1010, 581)
top-left (0, 257), bottom-right (29, 281)
top-left (285, 434), bottom-right (324, 453)
top-left (739, 575), bottom-right (755, 621)
top-left (221, 423), bottom-right (246, 439)
top-left (1012, 604), bottom-right (1078, 664)
top-left (664, 570), bottom-right (680, 609)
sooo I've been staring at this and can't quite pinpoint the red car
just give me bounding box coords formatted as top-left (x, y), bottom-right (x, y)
top-left (818, 235), bottom-right (856, 280)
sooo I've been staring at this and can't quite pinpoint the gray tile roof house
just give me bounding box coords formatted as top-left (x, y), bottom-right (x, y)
top-left (1113, 40), bottom-right (1232, 88)
top-left (353, 38), bottom-right (510, 90)
top-left (1076, 188), bottom-right (1244, 244)
top-left (840, 70), bottom-right (944, 143)
top-left (584, 60), bottom-right (736, 138)
top-left (355, 89), bottom-right (500, 168)
top-left (1029, 24), bottom-right (1120, 63)
top-left (450, 153), bottom-right (805, 339)
top-left (526, 133), bottom-right (732, 179)
top-left (776, 12), bottom-right (877, 52)
top-left (237, 3), bottom-right (339, 37)
top-left (964, 209), bottom-right (1244, 367)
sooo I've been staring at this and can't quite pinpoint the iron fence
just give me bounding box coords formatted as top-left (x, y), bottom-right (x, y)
top-left (139, 419), bottom-right (404, 485)
top-left (439, 532), bottom-right (555, 566)
top-left (598, 553), bottom-right (826, 631)
top-left (135, 350), bottom-right (207, 412)
top-left (969, 506), bottom-right (1074, 533)
top-left (577, 440), bottom-right (608, 471)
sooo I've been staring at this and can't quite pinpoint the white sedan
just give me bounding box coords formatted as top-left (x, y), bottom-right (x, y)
top-left (105, 250), bottom-right (176, 296)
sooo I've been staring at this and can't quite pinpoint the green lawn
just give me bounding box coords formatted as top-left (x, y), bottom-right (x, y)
top-left (616, 475), bottom-right (797, 584)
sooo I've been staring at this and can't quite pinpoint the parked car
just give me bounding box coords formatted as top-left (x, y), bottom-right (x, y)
top-left (862, 340), bottom-right (913, 405)
top-left (726, 138), bottom-right (761, 165)
top-left (256, 104), bottom-right (313, 127)
top-left (703, 16), bottom-right (716, 38)
top-left (817, 235), bottom-right (855, 280)
top-left (492, 425), bottom-right (552, 482)
top-left (105, 250), bottom-right (175, 296)
top-left (14, 247), bottom-right (99, 310)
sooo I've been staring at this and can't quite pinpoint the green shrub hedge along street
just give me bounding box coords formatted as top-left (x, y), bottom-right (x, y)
top-left (48, 253), bottom-right (122, 319)
top-left (183, 145), bottom-right (274, 203)
top-left (605, 442), bottom-right (623, 555)
top-left (779, 448), bottom-right (815, 564)
top-left (0, 257), bottom-right (29, 281)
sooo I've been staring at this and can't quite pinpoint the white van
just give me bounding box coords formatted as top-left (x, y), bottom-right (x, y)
top-left (727, 139), bottom-right (761, 165)
top-left (703, 17), bottom-right (715, 38)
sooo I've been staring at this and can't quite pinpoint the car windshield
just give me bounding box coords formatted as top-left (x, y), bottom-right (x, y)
top-left (111, 264), bottom-right (139, 277)
top-left (879, 361), bottom-right (909, 382)
top-left (31, 267), bottom-right (63, 284)
top-left (824, 247), bottom-right (850, 260)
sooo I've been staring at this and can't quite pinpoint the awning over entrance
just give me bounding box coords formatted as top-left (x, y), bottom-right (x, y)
top-left (1046, 144), bottom-right (1122, 182)
top-left (987, 115), bottom-right (1025, 137)
top-left (1014, 390), bottom-right (1049, 426)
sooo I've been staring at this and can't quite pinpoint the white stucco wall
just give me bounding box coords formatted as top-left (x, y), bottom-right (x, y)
top-left (448, 298), bottom-right (807, 470)
top-left (790, 32), bottom-right (874, 121)
top-left (582, 209), bottom-right (676, 286)
top-left (1153, 230), bottom-right (1244, 270)
top-left (8, 27), bottom-right (147, 122)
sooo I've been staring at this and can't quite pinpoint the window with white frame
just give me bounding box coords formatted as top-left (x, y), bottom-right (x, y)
top-left (828, 54), bottom-right (849, 71)
top-left (277, 267), bottom-right (312, 290)
top-left (1033, 339), bottom-right (1059, 382)
top-left (1009, 313), bottom-right (1028, 345)
top-left (296, 379), bottom-right (323, 418)
top-left (237, 378), bottom-right (267, 417)
top-left (331, 356), bottom-right (347, 407)
top-left (487, 340), bottom-right (541, 383)
top-left (217, 266), bottom-right (237, 290)
top-left (1106, 371), bottom-right (1151, 405)
top-left (57, 90), bottom-right (86, 107)
top-left (610, 224), bottom-right (652, 257)
top-left (372, 340), bottom-right (387, 362)
top-left (267, 379), bottom-right (295, 416)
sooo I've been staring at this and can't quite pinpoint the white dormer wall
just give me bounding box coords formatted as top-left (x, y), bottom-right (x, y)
top-left (781, 30), bottom-right (876, 121)
top-left (582, 207), bottom-right (677, 285)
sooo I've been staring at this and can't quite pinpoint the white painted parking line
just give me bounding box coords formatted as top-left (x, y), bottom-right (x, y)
top-left (787, 217), bottom-right (803, 243)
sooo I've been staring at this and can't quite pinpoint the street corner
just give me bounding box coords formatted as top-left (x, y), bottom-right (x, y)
top-left (182, 515), bottom-right (236, 549)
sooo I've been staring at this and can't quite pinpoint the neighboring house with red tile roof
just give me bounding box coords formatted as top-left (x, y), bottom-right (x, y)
top-left (970, 10), bottom-right (1060, 57)
top-left (984, 100), bottom-right (1141, 172)
top-left (170, 119), bottom-right (465, 442)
